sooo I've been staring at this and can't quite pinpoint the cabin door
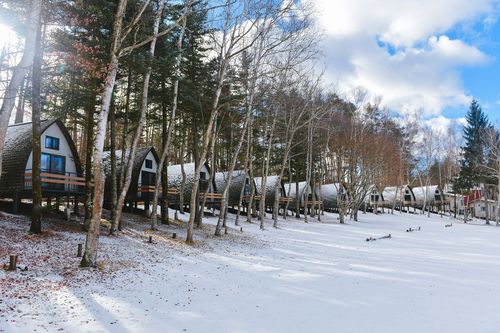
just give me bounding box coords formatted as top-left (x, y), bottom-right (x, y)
top-left (141, 171), bottom-right (156, 186)
top-left (141, 171), bottom-right (156, 198)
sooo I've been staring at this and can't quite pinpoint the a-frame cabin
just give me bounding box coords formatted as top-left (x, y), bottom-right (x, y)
top-left (0, 119), bottom-right (84, 212)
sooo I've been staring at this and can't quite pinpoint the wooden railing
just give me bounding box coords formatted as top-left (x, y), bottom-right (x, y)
top-left (200, 192), bottom-right (223, 201)
top-left (304, 200), bottom-right (323, 207)
top-left (279, 197), bottom-right (293, 204)
top-left (242, 195), bottom-right (262, 202)
top-left (137, 185), bottom-right (179, 198)
top-left (369, 200), bottom-right (393, 206)
top-left (24, 170), bottom-right (86, 193)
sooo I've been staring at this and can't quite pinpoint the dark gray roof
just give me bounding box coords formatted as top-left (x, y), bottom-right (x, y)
top-left (103, 146), bottom-right (159, 200)
top-left (254, 175), bottom-right (286, 206)
top-left (0, 119), bottom-right (82, 194)
top-left (215, 170), bottom-right (249, 206)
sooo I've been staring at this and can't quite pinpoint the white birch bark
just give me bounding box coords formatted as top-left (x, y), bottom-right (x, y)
top-left (81, 0), bottom-right (129, 267)
top-left (0, 0), bottom-right (41, 178)
top-left (150, 0), bottom-right (191, 230)
top-left (111, 0), bottom-right (166, 234)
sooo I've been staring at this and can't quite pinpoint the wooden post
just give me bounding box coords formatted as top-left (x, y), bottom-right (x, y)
top-left (12, 193), bottom-right (19, 214)
top-left (55, 196), bottom-right (61, 211)
top-left (148, 235), bottom-right (153, 243)
top-left (74, 196), bottom-right (80, 217)
top-left (9, 255), bottom-right (17, 271)
top-left (77, 243), bottom-right (83, 257)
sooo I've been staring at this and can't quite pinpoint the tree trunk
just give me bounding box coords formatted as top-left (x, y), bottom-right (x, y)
top-left (29, 14), bottom-right (43, 234)
top-left (113, 0), bottom-right (164, 233)
top-left (199, 123), bottom-right (217, 227)
top-left (186, 89), bottom-right (222, 243)
top-left (259, 113), bottom-right (277, 229)
top-left (81, 0), bottom-right (128, 268)
top-left (160, 82), bottom-right (169, 225)
top-left (83, 82), bottom-right (96, 231)
top-left (215, 106), bottom-right (253, 235)
top-left (246, 122), bottom-right (255, 223)
top-left (293, 180), bottom-right (299, 218)
top-left (109, 100), bottom-right (118, 225)
top-left (118, 72), bottom-right (132, 227)
top-left (179, 137), bottom-right (187, 213)
top-left (14, 77), bottom-right (26, 124)
top-left (149, 0), bottom-right (188, 230)
top-left (496, 160), bottom-right (500, 226)
top-left (0, 0), bottom-right (41, 178)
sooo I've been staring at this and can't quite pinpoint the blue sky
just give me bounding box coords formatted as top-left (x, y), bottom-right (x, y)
top-left (1, 1), bottom-right (498, 130)
top-left (454, 19), bottom-right (500, 123)
top-left (310, 0), bottom-right (500, 132)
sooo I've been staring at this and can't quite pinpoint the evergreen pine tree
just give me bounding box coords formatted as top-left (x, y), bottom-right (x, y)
top-left (455, 99), bottom-right (489, 192)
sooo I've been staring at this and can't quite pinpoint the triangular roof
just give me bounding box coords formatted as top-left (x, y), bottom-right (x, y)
top-left (0, 119), bottom-right (82, 193)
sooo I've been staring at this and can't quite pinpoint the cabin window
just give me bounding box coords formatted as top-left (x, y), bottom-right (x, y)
top-left (200, 171), bottom-right (207, 180)
top-left (404, 194), bottom-right (412, 201)
top-left (41, 153), bottom-right (66, 174)
top-left (145, 159), bottom-right (153, 169)
top-left (45, 136), bottom-right (60, 150)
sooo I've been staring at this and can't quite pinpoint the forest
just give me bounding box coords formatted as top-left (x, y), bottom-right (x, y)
top-left (0, 0), bottom-right (496, 270)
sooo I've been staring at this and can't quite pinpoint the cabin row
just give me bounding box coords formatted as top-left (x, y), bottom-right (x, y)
top-left (1, 120), bottom-right (495, 219)
top-left (0, 121), bottom-right (346, 215)
top-left (365, 185), bottom-right (448, 212)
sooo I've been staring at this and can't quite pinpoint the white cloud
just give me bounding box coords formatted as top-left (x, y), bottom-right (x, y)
top-left (424, 115), bottom-right (466, 134)
top-left (309, 0), bottom-right (497, 116)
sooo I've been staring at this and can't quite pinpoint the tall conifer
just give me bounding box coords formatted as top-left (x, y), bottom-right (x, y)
top-left (455, 99), bottom-right (489, 191)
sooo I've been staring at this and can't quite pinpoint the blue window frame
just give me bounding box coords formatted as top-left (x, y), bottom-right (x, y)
top-left (41, 153), bottom-right (65, 174)
top-left (145, 159), bottom-right (153, 169)
top-left (45, 136), bottom-right (60, 150)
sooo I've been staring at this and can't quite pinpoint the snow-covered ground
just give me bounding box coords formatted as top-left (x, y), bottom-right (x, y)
top-left (2, 210), bottom-right (500, 333)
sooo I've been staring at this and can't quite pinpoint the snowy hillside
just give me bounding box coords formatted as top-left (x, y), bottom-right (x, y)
top-left (1, 211), bottom-right (500, 333)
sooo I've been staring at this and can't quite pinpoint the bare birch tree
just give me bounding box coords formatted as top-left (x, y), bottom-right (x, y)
top-left (0, 0), bottom-right (41, 179)
top-left (150, 0), bottom-right (191, 231)
top-left (109, 0), bottom-right (166, 234)
top-left (185, 0), bottom-right (267, 243)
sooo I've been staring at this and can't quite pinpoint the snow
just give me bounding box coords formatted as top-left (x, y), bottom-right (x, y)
top-left (2, 210), bottom-right (500, 333)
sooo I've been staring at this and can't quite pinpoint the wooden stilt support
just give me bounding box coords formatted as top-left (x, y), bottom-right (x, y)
top-left (12, 193), bottom-right (20, 214)
top-left (77, 244), bottom-right (83, 257)
top-left (9, 255), bottom-right (17, 271)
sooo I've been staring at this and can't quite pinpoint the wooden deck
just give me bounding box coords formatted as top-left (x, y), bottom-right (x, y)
top-left (304, 200), bottom-right (323, 208)
top-left (137, 185), bottom-right (179, 196)
top-left (242, 195), bottom-right (262, 202)
top-left (24, 171), bottom-right (86, 193)
top-left (200, 192), bottom-right (223, 201)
